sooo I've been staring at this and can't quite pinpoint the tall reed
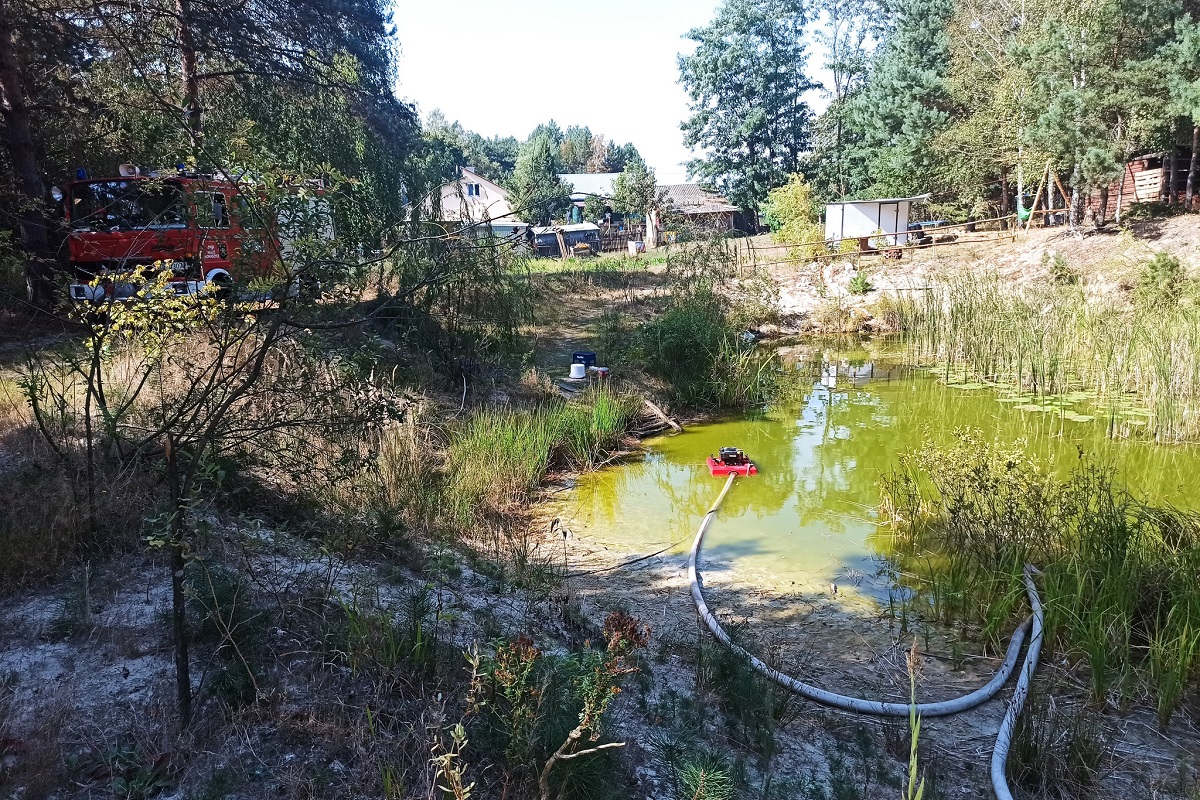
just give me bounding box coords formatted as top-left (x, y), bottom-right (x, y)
top-left (443, 389), bottom-right (638, 524)
top-left (883, 432), bottom-right (1200, 729)
top-left (887, 271), bottom-right (1200, 441)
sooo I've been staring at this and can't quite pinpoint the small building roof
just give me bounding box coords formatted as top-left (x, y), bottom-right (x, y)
top-left (533, 222), bottom-right (601, 235)
top-left (663, 183), bottom-right (739, 214)
top-left (824, 194), bottom-right (931, 207)
top-left (558, 173), bottom-right (621, 199)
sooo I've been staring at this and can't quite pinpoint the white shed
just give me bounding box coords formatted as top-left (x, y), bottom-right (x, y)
top-left (824, 195), bottom-right (929, 247)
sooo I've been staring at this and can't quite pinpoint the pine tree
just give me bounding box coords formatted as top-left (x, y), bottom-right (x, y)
top-left (678, 0), bottom-right (819, 210)
top-left (1163, 16), bottom-right (1200, 206)
top-left (1023, 0), bottom-right (1181, 226)
top-left (560, 126), bottom-right (594, 173)
top-left (510, 134), bottom-right (572, 225)
top-left (847, 0), bottom-right (953, 198)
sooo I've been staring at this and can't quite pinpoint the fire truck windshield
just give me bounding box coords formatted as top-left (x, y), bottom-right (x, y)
top-left (70, 180), bottom-right (187, 231)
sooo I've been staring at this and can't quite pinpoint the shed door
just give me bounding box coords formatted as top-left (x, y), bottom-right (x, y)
top-left (879, 203), bottom-right (899, 244)
top-left (825, 204), bottom-right (843, 242)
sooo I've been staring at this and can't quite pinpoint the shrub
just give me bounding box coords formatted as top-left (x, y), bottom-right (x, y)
top-left (847, 272), bottom-right (874, 296)
top-left (762, 175), bottom-right (826, 260)
top-left (633, 290), bottom-right (778, 406)
top-left (1044, 251), bottom-right (1078, 285)
top-left (473, 612), bottom-right (650, 800)
top-left (1136, 251), bottom-right (1186, 306)
top-left (1124, 201), bottom-right (1179, 220)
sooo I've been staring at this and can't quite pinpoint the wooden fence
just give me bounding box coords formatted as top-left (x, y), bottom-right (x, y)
top-left (599, 224), bottom-right (646, 253)
top-left (740, 215), bottom-right (1023, 273)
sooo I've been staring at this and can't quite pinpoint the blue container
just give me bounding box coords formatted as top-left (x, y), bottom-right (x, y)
top-left (571, 351), bottom-right (597, 369)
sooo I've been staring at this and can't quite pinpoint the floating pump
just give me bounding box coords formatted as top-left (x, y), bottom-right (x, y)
top-left (707, 446), bottom-right (757, 476)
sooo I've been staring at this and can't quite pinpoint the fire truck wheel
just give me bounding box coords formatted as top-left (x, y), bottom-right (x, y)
top-left (210, 273), bottom-right (234, 300)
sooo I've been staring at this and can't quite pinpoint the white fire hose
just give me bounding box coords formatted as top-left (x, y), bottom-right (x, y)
top-left (688, 474), bottom-right (1044, 798)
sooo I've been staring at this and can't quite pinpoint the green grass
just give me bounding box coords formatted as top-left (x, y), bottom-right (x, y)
top-left (883, 431), bottom-right (1200, 729)
top-left (444, 388), bottom-right (638, 524)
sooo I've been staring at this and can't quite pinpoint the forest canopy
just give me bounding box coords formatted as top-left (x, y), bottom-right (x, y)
top-left (680, 0), bottom-right (1200, 223)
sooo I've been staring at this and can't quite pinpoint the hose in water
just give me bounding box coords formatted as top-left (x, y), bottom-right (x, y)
top-left (687, 474), bottom-right (1044, 798)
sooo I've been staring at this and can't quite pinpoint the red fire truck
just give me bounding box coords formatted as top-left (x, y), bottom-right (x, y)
top-left (59, 165), bottom-right (326, 303)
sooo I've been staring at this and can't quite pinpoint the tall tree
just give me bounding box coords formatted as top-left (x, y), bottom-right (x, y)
top-left (678, 0), bottom-right (819, 210)
top-left (585, 135), bottom-right (612, 173)
top-left (805, 0), bottom-right (878, 199)
top-left (607, 142), bottom-right (643, 172)
top-left (0, 0), bottom-right (90, 307)
top-left (560, 125), bottom-right (594, 172)
top-left (1162, 16), bottom-right (1200, 206)
top-left (847, 0), bottom-right (954, 198)
top-left (929, 0), bottom-right (1053, 220)
top-left (426, 110), bottom-right (519, 184)
top-left (1022, 0), bottom-right (1181, 227)
top-left (509, 134), bottom-right (572, 225)
top-left (612, 161), bottom-right (665, 219)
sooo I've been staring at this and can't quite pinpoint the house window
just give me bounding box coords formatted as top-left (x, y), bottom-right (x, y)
top-left (466, 183), bottom-right (481, 197)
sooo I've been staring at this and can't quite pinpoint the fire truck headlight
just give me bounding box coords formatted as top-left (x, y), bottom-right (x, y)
top-left (51, 186), bottom-right (63, 202)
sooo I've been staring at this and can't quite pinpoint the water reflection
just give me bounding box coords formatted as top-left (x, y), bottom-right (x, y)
top-left (563, 347), bottom-right (1200, 611)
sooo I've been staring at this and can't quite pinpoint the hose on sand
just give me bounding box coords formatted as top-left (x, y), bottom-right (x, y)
top-left (687, 473), bottom-right (1044, 798)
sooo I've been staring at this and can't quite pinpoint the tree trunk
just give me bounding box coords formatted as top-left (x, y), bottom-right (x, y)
top-left (1160, 151), bottom-right (1170, 203)
top-left (1116, 160), bottom-right (1128, 224)
top-left (165, 437), bottom-right (192, 727)
top-left (1000, 167), bottom-right (1010, 228)
top-left (1187, 125), bottom-right (1198, 210)
top-left (177, 0), bottom-right (202, 155)
top-left (1168, 136), bottom-right (1179, 206)
top-left (1046, 171), bottom-right (1055, 227)
top-left (1016, 157), bottom-right (1026, 231)
top-left (1068, 164), bottom-right (1086, 231)
top-left (0, 5), bottom-right (54, 308)
top-left (1096, 186), bottom-right (1109, 227)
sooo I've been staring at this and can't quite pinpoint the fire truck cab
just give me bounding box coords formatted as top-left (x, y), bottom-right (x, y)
top-left (61, 165), bottom-right (289, 302)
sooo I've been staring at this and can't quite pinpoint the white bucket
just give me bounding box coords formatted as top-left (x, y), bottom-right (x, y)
top-left (569, 363), bottom-right (587, 379)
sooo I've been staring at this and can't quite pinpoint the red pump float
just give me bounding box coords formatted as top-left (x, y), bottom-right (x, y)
top-left (706, 447), bottom-right (757, 477)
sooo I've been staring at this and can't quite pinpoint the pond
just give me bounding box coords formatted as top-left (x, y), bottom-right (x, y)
top-left (561, 342), bottom-right (1200, 610)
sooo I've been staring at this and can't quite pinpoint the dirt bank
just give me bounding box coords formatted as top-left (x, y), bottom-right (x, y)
top-left (746, 215), bottom-right (1200, 333)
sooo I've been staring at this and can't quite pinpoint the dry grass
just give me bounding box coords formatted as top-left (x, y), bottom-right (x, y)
top-left (0, 682), bottom-right (72, 798)
top-left (0, 374), bottom-right (153, 594)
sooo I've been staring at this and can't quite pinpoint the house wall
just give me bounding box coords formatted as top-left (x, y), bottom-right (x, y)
top-left (681, 211), bottom-right (734, 231)
top-left (435, 169), bottom-right (520, 224)
top-left (1088, 151), bottom-right (1196, 217)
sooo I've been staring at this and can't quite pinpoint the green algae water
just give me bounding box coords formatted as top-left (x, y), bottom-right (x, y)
top-left (563, 343), bottom-right (1200, 608)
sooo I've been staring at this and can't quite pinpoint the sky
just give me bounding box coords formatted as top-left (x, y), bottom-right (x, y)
top-left (391, 0), bottom-right (830, 184)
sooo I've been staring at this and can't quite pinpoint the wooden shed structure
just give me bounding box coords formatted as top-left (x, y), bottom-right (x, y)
top-left (1090, 148), bottom-right (1196, 217)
